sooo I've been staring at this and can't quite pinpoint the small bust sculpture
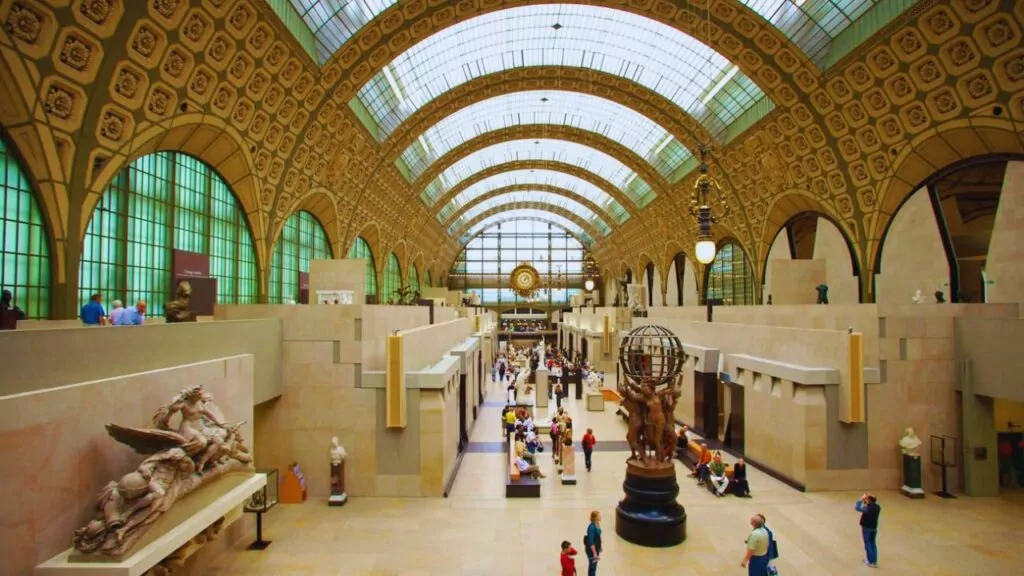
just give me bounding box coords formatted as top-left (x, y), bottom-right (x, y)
top-left (815, 284), bottom-right (829, 304)
top-left (330, 437), bottom-right (347, 466)
top-left (934, 291), bottom-right (946, 303)
top-left (899, 427), bottom-right (922, 457)
top-left (912, 289), bottom-right (925, 304)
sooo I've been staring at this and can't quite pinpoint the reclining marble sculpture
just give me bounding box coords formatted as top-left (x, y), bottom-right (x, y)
top-left (72, 385), bottom-right (252, 557)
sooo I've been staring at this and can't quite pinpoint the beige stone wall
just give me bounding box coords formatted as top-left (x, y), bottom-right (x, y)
top-left (876, 187), bottom-right (949, 304)
top-left (362, 305), bottom-right (432, 370)
top-left (767, 259), bottom-right (825, 304)
top-left (0, 319), bottom-right (281, 402)
top-left (813, 218), bottom-right (859, 305)
top-left (955, 316), bottom-right (1024, 403)
top-left (0, 355), bottom-right (254, 576)
top-left (985, 161), bottom-right (1024, 307)
top-left (309, 259), bottom-right (367, 305)
top-left (762, 229), bottom-right (791, 301)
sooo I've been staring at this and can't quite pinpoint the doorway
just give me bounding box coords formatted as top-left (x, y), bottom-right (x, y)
top-left (724, 383), bottom-right (745, 453)
top-left (581, 337), bottom-right (589, 362)
top-left (998, 432), bottom-right (1024, 491)
top-left (459, 374), bottom-right (468, 452)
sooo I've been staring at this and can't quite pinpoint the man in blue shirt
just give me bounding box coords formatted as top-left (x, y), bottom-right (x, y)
top-left (114, 300), bottom-right (147, 325)
top-left (80, 293), bottom-right (106, 325)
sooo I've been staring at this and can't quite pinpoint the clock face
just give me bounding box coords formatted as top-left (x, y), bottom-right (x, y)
top-left (509, 264), bottom-right (540, 296)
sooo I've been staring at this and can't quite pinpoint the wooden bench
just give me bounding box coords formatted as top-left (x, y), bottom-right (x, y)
top-left (506, 439), bottom-right (540, 498)
top-left (685, 439), bottom-right (734, 480)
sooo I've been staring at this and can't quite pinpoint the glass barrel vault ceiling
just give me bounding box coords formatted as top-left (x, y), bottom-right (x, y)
top-left (436, 169), bottom-right (630, 226)
top-left (419, 139), bottom-right (656, 210)
top-left (399, 91), bottom-right (693, 184)
top-left (459, 210), bottom-right (594, 246)
top-left (281, 1), bottom-right (913, 68)
top-left (354, 5), bottom-right (767, 144)
top-left (447, 192), bottom-right (611, 237)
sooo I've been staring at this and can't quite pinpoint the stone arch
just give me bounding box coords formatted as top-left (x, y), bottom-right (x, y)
top-left (757, 189), bottom-right (852, 278)
top-left (703, 236), bottom-right (758, 305)
top-left (273, 188), bottom-right (342, 259)
top-left (384, 67), bottom-right (716, 160)
top-left (441, 184), bottom-right (620, 233)
top-left (411, 125), bottom-right (669, 197)
top-left (426, 160), bottom-right (636, 222)
top-left (450, 204), bottom-right (602, 244)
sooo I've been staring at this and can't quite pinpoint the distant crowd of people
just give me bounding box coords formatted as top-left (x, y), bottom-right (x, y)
top-left (500, 319), bottom-right (549, 332)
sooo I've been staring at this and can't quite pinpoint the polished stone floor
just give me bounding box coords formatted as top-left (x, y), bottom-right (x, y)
top-left (209, 378), bottom-right (1024, 575)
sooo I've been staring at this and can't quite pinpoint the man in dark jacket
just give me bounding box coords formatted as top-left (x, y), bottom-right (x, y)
top-left (855, 493), bottom-right (881, 567)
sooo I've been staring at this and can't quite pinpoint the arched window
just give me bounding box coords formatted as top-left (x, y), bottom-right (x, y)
top-left (382, 253), bottom-right (401, 303)
top-left (268, 210), bottom-right (332, 303)
top-left (705, 241), bottom-right (755, 305)
top-left (673, 253), bottom-right (687, 306)
top-left (347, 236), bottom-right (377, 296)
top-left (407, 264), bottom-right (420, 296)
top-left (425, 269), bottom-right (433, 287)
top-left (0, 137), bottom-right (50, 318)
top-left (79, 152), bottom-right (257, 315)
top-left (645, 262), bottom-right (655, 306)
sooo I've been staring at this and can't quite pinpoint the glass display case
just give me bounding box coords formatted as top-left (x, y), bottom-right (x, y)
top-left (245, 468), bottom-right (278, 549)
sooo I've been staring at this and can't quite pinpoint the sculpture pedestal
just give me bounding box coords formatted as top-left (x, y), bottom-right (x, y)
top-left (900, 454), bottom-right (925, 499)
top-left (615, 460), bottom-right (686, 547)
top-left (329, 462), bottom-right (347, 506)
top-left (561, 445), bottom-right (577, 485)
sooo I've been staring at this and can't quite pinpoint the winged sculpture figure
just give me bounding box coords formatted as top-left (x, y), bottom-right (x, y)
top-left (72, 385), bottom-right (252, 557)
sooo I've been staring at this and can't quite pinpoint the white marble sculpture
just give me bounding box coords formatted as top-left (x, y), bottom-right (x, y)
top-left (74, 386), bottom-right (252, 557)
top-left (912, 289), bottom-right (925, 304)
top-left (899, 427), bottom-right (922, 457)
top-left (329, 437), bottom-right (348, 506)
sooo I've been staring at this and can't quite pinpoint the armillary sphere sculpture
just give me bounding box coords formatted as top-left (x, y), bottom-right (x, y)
top-left (615, 324), bottom-right (688, 547)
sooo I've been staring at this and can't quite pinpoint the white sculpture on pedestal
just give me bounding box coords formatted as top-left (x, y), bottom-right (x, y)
top-left (329, 437), bottom-right (348, 506)
top-left (912, 290), bottom-right (925, 304)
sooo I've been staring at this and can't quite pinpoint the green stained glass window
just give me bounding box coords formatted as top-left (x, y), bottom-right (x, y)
top-left (704, 242), bottom-right (755, 306)
top-left (269, 210), bottom-right (333, 304)
top-left (407, 264), bottom-right (420, 296)
top-left (347, 236), bottom-right (377, 296)
top-left (0, 137), bottom-right (50, 319)
top-left (382, 252), bottom-right (401, 304)
top-left (79, 152), bottom-right (258, 316)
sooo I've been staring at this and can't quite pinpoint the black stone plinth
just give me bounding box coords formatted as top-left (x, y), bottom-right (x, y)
top-left (615, 463), bottom-right (686, 547)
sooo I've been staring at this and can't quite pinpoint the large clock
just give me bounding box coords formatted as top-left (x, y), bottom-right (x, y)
top-left (509, 263), bottom-right (541, 297)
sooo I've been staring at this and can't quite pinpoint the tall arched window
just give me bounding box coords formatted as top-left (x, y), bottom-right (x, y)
top-left (407, 264), bottom-right (420, 296)
top-left (79, 152), bottom-right (258, 315)
top-left (673, 253), bottom-right (687, 306)
top-left (268, 210), bottom-right (332, 303)
top-left (382, 253), bottom-right (401, 303)
top-left (0, 137), bottom-right (51, 318)
top-left (705, 241), bottom-right (755, 305)
top-left (347, 236), bottom-right (377, 296)
top-left (425, 269), bottom-right (432, 287)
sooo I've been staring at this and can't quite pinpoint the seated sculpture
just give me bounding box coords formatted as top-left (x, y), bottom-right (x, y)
top-left (72, 385), bottom-right (252, 556)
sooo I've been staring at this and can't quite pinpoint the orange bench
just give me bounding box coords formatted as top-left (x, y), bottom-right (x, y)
top-left (686, 440), bottom-right (734, 479)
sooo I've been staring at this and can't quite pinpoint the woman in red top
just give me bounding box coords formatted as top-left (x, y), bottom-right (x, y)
top-left (581, 428), bottom-right (596, 472)
top-left (560, 540), bottom-right (578, 575)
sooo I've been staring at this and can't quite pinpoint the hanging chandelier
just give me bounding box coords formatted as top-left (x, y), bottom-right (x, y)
top-left (690, 145), bottom-right (730, 265)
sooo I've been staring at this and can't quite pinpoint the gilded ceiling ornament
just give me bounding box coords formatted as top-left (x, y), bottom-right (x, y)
top-left (229, 56), bottom-right (248, 79)
top-left (231, 100), bottom-right (251, 124)
top-left (966, 74), bottom-right (993, 99)
top-left (1004, 55), bottom-right (1024, 82)
top-left (212, 86), bottom-right (232, 110)
top-left (114, 67), bottom-right (139, 97)
top-left (152, 0), bottom-right (179, 20)
top-left (266, 45), bottom-right (284, 67)
top-left (101, 110), bottom-right (126, 140)
top-left (509, 263), bottom-right (541, 298)
top-left (79, 0), bottom-right (112, 25)
top-left (896, 31), bottom-right (923, 56)
top-left (228, 5), bottom-right (250, 30)
top-left (250, 113), bottom-right (267, 135)
top-left (946, 40), bottom-right (976, 68)
top-left (44, 85), bottom-right (74, 119)
top-left (926, 10), bottom-right (954, 36)
top-left (182, 14), bottom-right (207, 43)
top-left (189, 69), bottom-right (212, 95)
top-left (983, 19), bottom-right (1014, 48)
top-left (148, 88), bottom-right (171, 116)
top-left (60, 36), bottom-right (92, 71)
top-left (207, 36), bottom-right (229, 62)
top-left (248, 26), bottom-right (268, 50)
top-left (163, 49), bottom-right (187, 77)
top-left (131, 25), bottom-right (157, 57)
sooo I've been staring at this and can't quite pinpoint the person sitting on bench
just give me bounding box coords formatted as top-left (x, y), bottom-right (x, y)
top-left (693, 443), bottom-right (712, 482)
top-left (515, 454), bottom-right (546, 479)
top-left (516, 440), bottom-right (537, 465)
top-left (676, 426), bottom-right (693, 459)
top-left (732, 457), bottom-right (751, 497)
top-left (707, 451), bottom-right (729, 497)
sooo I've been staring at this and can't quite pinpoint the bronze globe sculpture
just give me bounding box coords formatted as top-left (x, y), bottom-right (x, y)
top-left (615, 324), bottom-right (687, 547)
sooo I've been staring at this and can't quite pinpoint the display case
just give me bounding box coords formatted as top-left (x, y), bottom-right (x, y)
top-left (244, 468), bottom-right (278, 550)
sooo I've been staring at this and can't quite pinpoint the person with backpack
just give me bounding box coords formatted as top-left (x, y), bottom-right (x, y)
top-left (758, 513), bottom-right (779, 575)
top-left (584, 511), bottom-right (602, 576)
top-left (740, 514), bottom-right (771, 576)
top-left (559, 540), bottom-right (578, 576)
top-left (581, 428), bottom-right (597, 472)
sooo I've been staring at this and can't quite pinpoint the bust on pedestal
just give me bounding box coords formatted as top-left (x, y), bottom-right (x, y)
top-left (899, 428), bottom-right (924, 499)
top-left (329, 437), bottom-right (348, 506)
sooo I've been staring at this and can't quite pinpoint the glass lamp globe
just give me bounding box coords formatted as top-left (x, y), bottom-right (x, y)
top-left (695, 240), bottom-right (717, 264)
top-left (584, 278), bottom-right (595, 291)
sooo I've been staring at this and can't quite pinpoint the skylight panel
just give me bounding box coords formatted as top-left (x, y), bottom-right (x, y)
top-left (459, 210), bottom-right (594, 245)
top-left (354, 5), bottom-right (768, 142)
top-left (397, 91), bottom-right (692, 182)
